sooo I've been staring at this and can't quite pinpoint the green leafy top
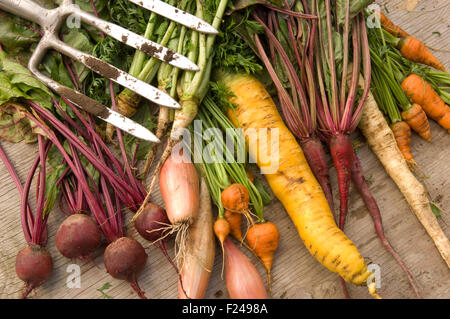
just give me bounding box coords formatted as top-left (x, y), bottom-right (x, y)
top-left (213, 12), bottom-right (264, 75)
top-left (0, 51), bottom-right (53, 108)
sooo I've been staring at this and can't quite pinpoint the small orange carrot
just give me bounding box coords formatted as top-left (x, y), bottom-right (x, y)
top-left (398, 37), bottom-right (446, 72)
top-left (401, 74), bottom-right (450, 133)
top-left (224, 210), bottom-right (243, 242)
top-left (390, 121), bottom-right (415, 166)
top-left (221, 183), bottom-right (255, 227)
top-left (221, 183), bottom-right (250, 212)
top-left (379, 12), bottom-right (409, 38)
top-left (214, 217), bottom-right (230, 249)
top-left (246, 221), bottom-right (279, 292)
top-left (401, 103), bottom-right (431, 142)
top-left (214, 217), bottom-right (230, 276)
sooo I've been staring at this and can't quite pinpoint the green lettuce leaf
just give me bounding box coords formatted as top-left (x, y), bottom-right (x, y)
top-left (0, 51), bottom-right (53, 109)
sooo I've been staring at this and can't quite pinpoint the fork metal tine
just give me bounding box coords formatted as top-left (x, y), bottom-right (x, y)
top-left (75, 8), bottom-right (200, 71)
top-left (50, 38), bottom-right (181, 109)
top-left (28, 42), bottom-right (161, 142)
top-left (128, 0), bottom-right (218, 34)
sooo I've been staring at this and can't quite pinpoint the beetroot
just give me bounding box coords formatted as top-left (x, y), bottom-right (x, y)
top-left (300, 136), bottom-right (334, 211)
top-left (134, 202), bottom-right (192, 297)
top-left (15, 245), bottom-right (53, 299)
top-left (134, 202), bottom-right (170, 242)
top-left (104, 237), bottom-right (148, 299)
top-left (329, 133), bottom-right (354, 229)
top-left (55, 214), bottom-right (102, 259)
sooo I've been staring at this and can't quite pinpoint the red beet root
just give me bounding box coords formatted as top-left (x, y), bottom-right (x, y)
top-left (301, 136), bottom-right (334, 211)
top-left (329, 133), bottom-right (354, 229)
top-left (55, 214), bottom-right (102, 259)
top-left (350, 153), bottom-right (422, 298)
top-left (134, 202), bottom-right (170, 242)
top-left (104, 237), bottom-right (148, 299)
top-left (15, 245), bottom-right (53, 299)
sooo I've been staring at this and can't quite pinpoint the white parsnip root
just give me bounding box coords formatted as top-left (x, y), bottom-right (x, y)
top-left (358, 86), bottom-right (450, 267)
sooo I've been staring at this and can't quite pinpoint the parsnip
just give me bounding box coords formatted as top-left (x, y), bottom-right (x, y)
top-left (358, 82), bottom-right (450, 267)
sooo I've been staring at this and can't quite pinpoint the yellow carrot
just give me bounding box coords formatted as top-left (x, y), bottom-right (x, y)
top-left (217, 71), bottom-right (375, 287)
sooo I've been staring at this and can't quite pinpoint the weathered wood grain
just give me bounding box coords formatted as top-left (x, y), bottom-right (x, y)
top-left (0, 0), bottom-right (449, 299)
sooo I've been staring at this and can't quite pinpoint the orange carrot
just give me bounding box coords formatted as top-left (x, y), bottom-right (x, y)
top-left (214, 217), bottom-right (230, 277)
top-left (246, 221), bottom-right (279, 292)
top-left (221, 183), bottom-right (254, 227)
top-left (390, 121), bottom-right (415, 166)
top-left (379, 12), bottom-right (409, 38)
top-left (402, 74), bottom-right (450, 133)
top-left (214, 217), bottom-right (230, 248)
top-left (224, 210), bottom-right (243, 242)
top-left (398, 37), bottom-right (446, 72)
top-left (401, 103), bottom-right (431, 142)
top-left (221, 184), bottom-right (250, 212)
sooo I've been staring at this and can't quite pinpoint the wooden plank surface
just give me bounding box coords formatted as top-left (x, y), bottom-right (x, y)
top-left (0, 0), bottom-right (449, 299)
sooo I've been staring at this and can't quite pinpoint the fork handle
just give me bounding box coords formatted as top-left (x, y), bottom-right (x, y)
top-left (0, 0), bottom-right (48, 25)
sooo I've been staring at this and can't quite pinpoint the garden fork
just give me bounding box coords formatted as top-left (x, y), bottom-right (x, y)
top-left (0, 0), bottom-right (217, 142)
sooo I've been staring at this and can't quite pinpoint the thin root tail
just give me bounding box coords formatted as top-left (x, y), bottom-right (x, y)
top-left (129, 277), bottom-right (147, 299)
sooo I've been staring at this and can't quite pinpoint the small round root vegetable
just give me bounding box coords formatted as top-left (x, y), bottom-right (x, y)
top-left (55, 214), bottom-right (101, 260)
top-left (401, 103), bottom-right (431, 142)
top-left (398, 36), bottom-right (446, 72)
top-left (15, 245), bottom-right (53, 299)
top-left (214, 217), bottom-right (230, 276)
top-left (224, 210), bottom-right (243, 242)
top-left (221, 183), bottom-right (249, 212)
top-left (214, 217), bottom-right (230, 249)
top-left (221, 184), bottom-right (254, 228)
top-left (134, 202), bottom-right (171, 243)
top-left (224, 238), bottom-right (267, 299)
top-left (224, 210), bottom-right (255, 255)
top-left (133, 202), bottom-right (187, 295)
top-left (300, 136), bottom-right (334, 211)
top-left (104, 237), bottom-right (148, 299)
top-left (246, 221), bottom-right (279, 293)
top-left (329, 133), bottom-right (354, 229)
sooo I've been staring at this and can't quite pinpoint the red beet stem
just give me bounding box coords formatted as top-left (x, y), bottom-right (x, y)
top-left (56, 98), bottom-right (126, 181)
top-left (301, 136), bottom-right (334, 211)
top-left (0, 142), bottom-right (34, 243)
top-left (339, 277), bottom-right (350, 299)
top-left (350, 153), bottom-right (422, 298)
top-left (329, 133), bottom-right (354, 229)
top-left (29, 101), bottom-right (139, 202)
top-left (109, 81), bottom-right (146, 201)
top-left (22, 112), bottom-right (117, 242)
